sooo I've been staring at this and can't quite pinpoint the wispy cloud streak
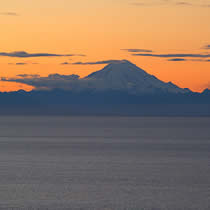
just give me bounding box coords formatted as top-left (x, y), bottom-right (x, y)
top-left (121, 49), bottom-right (153, 53)
top-left (132, 53), bottom-right (210, 58)
top-left (131, 0), bottom-right (210, 7)
top-left (72, 60), bottom-right (123, 65)
top-left (203, 45), bottom-right (210, 50)
top-left (0, 51), bottom-right (85, 58)
top-left (0, 12), bottom-right (19, 16)
top-left (168, 58), bottom-right (210, 62)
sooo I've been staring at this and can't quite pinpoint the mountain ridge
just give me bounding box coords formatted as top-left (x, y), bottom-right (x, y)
top-left (85, 60), bottom-right (190, 94)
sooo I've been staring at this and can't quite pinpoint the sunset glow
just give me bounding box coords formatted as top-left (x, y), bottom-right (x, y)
top-left (1, 0), bottom-right (210, 92)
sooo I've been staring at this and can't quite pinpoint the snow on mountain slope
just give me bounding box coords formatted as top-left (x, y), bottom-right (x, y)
top-left (85, 60), bottom-right (190, 94)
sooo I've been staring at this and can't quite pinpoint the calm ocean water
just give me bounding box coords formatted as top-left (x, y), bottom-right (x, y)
top-left (0, 116), bottom-right (209, 210)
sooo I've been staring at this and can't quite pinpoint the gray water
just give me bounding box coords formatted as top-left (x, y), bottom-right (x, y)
top-left (0, 116), bottom-right (209, 210)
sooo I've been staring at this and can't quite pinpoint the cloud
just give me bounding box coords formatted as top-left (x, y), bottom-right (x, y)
top-left (8, 63), bottom-right (27, 65)
top-left (190, 59), bottom-right (210, 62)
top-left (132, 53), bottom-right (210, 58)
top-left (168, 58), bottom-right (210, 62)
top-left (200, 4), bottom-right (210, 8)
top-left (131, 0), bottom-right (210, 7)
top-left (131, 0), bottom-right (191, 7)
top-left (175, 2), bottom-right (193, 6)
top-left (0, 51), bottom-right (85, 58)
top-left (2, 74), bottom-right (82, 90)
top-left (72, 60), bottom-right (124, 65)
top-left (17, 74), bottom-right (40, 78)
top-left (8, 62), bottom-right (39, 65)
top-left (121, 49), bottom-right (153, 53)
top-left (131, 0), bottom-right (167, 7)
top-left (203, 45), bottom-right (210, 50)
top-left (16, 63), bottom-right (28, 65)
top-left (123, 44), bottom-right (210, 61)
top-left (0, 12), bottom-right (19, 16)
top-left (168, 58), bottom-right (186, 61)
top-left (61, 62), bottom-right (71, 65)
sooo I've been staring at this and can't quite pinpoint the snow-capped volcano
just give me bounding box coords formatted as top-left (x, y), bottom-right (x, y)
top-left (85, 60), bottom-right (190, 94)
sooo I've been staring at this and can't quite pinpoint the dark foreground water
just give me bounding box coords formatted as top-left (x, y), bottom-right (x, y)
top-left (0, 116), bottom-right (209, 210)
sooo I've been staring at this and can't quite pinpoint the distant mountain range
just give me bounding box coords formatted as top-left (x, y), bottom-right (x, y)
top-left (0, 60), bottom-right (209, 116)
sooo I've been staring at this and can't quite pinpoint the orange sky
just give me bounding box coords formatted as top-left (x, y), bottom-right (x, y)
top-left (1, 0), bottom-right (210, 92)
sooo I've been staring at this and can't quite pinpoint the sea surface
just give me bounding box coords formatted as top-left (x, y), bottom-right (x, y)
top-left (0, 116), bottom-right (209, 210)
